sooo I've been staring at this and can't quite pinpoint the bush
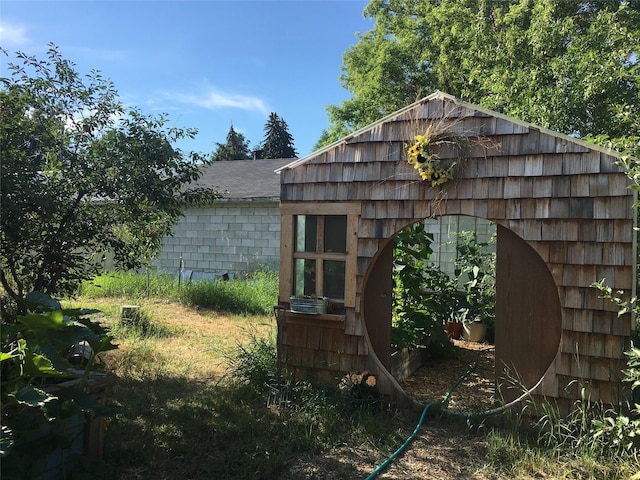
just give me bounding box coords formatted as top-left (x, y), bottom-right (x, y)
top-left (1, 292), bottom-right (117, 478)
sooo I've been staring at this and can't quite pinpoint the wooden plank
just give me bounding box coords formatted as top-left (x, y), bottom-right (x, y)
top-left (532, 177), bottom-right (553, 198)
top-left (520, 199), bottom-right (537, 218)
top-left (562, 152), bottom-right (601, 174)
top-left (504, 178), bottom-right (521, 199)
top-left (570, 354), bottom-right (590, 379)
top-left (508, 156), bottom-right (526, 176)
top-left (552, 176), bottom-right (571, 197)
top-left (524, 155), bottom-right (544, 176)
top-left (484, 178), bottom-right (504, 199)
top-left (279, 215), bottom-right (294, 303)
top-left (570, 175), bottom-right (591, 197)
top-left (460, 200), bottom-right (475, 216)
top-left (474, 200), bottom-right (488, 218)
top-left (280, 202), bottom-right (361, 216)
top-left (548, 198), bottom-right (570, 218)
top-left (542, 154), bottom-right (564, 175)
top-left (487, 199), bottom-right (506, 219)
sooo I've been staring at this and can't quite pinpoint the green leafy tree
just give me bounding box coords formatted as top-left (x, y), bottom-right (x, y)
top-left (0, 45), bottom-right (219, 311)
top-left (259, 112), bottom-right (297, 159)
top-left (212, 124), bottom-right (252, 161)
top-left (318, 0), bottom-right (639, 147)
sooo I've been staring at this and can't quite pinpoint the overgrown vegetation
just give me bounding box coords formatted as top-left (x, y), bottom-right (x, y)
top-left (39, 272), bottom-right (636, 479)
top-left (0, 292), bottom-right (118, 479)
top-left (391, 222), bottom-right (496, 352)
top-left (81, 269), bottom-right (279, 315)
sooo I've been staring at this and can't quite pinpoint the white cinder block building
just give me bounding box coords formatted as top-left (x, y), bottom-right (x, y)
top-left (153, 158), bottom-right (292, 279)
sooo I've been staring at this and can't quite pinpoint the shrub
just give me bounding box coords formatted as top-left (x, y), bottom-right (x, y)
top-left (1, 292), bottom-right (117, 478)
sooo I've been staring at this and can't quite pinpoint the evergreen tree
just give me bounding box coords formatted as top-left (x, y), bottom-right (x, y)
top-left (212, 125), bottom-right (252, 161)
top-left (260, 112), bottom-right (297, 159)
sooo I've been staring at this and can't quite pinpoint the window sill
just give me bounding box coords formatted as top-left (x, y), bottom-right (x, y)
top-left (284, 311), bottom-right (345, 328)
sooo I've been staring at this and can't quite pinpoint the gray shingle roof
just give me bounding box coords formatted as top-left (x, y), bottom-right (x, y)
top-left (193, 158), bottom-right (292, 201)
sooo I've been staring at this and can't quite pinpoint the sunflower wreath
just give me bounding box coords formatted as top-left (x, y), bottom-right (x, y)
top-left (406, 126), bottom-right (457, 187)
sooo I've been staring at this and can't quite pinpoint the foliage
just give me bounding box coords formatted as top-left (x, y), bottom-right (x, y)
top-left (257, 112), bottom-right (297, 159)
top-left (338, 371), bottom-right (381, 410)
top-left (454, 231), bottom-right (496, 328)
top-left (317, 0), bottom-right (639, 147)
top-left (226, 328), bottom-right (278, 391)
top-left (0, 292), bottom-right (117, 478)
top-left (392, 221), bottom-right (458, 354)
top-left (81, 272), bottom-right (181, 301)
top-left (392, 222), bottom-right (496, 351)
top-left (81, 270), bottom-right (279, 315)
top-left (0, 45), bottom-right (219, 310)
top-left (212, 124), bottom-right (252, 161)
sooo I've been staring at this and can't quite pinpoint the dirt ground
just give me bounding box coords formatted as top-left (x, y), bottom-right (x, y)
top-left (400, 339), bottom-right (497, 413)
top-left (286, 340), bottom-right (499, 480)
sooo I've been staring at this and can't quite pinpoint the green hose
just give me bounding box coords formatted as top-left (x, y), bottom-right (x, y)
top-left (364, 350), bottom-right (483, 480)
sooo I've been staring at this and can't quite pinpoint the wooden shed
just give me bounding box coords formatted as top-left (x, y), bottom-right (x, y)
top-left (276, 92), bottom-right (635, 410)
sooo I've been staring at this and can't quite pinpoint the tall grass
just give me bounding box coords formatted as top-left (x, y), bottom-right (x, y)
top-left (81, 270), bottom-right (279, 315)
top-left (80, 271), bottom-right (180, 300)
top-left (181, 271), bottom-right (278, 315)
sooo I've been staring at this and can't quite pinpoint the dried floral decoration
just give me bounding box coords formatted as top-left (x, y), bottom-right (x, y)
top-left (406, 124), bottom-right (459, 187)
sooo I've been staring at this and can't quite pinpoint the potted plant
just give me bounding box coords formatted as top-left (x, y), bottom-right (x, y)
top-left (455, 232), bottom-right (496, 343)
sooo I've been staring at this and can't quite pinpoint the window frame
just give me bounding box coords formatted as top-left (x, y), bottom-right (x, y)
top-left (293, 215), bottom-right (347, 299)
top-left (279, 202), bottom-right (360, 308)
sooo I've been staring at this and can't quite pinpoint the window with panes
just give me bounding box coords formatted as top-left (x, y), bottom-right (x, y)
top-left (293, 215), bottom-right (347, 300)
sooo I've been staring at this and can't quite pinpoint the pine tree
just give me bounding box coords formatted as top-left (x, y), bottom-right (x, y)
top-left (212, 125), bottom-right (252, 161)
top-left (260, 112), bottom-right (297, 159)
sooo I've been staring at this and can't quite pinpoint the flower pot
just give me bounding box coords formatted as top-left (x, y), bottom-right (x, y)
top-left (446, 321), bottom-right (463, 340)
top-left (463, 322), bottom-right (487, 342)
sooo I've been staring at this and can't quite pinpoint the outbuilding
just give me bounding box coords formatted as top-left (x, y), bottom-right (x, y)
top-left (275, 92), bottom-right (634, 410)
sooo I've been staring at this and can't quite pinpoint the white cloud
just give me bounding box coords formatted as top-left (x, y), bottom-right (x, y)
top-left (0, 22), bottom-right (29, 48)
top-left (166, 86), bottom-right (270, 115)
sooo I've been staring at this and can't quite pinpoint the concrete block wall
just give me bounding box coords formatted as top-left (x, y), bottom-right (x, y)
top-left (153, 201), bottom-right (281, 277)
top-left (425, 215), bottom-right (496, 277)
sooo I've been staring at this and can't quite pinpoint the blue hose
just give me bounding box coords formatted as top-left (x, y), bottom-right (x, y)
top-left (365, 351), bottom-right (483, 480)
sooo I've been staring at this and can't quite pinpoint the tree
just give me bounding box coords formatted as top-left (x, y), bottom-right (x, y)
top-left (211, 124), bottom-right (252, 161)
top-left (0, 45), bottom-right (219, 311)
top-left (318, 0), bottom-right (639, 147)
top-left (260, 112), bottom-right (297, 159)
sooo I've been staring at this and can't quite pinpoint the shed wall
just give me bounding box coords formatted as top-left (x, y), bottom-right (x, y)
top-left (278, 95), bottom-right (634, 405)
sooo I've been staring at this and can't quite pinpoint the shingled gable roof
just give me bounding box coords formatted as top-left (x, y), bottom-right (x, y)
top-left (276, 91), bottom-right (618, 173)
top-left (193, 158), bottom-right (293, 201)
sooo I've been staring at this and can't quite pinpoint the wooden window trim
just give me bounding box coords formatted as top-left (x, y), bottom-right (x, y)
top-left (279, 202), bottom-right (360, 307)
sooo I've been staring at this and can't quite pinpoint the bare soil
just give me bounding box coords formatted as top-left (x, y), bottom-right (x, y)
top-left (401, 339), bottom-right (497, 413)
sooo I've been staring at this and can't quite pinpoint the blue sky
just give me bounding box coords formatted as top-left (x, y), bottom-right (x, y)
top-left (1, 0), bottom-right (373, 158)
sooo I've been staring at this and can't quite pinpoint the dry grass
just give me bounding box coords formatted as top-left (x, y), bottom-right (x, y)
top-left (71, 298), bottom-right (638, 480)
top-left (87, 298), bottom-right (273, 381)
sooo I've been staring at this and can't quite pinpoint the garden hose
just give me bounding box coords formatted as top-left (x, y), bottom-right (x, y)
top-left (364, 349), bottom-right (486, 480)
